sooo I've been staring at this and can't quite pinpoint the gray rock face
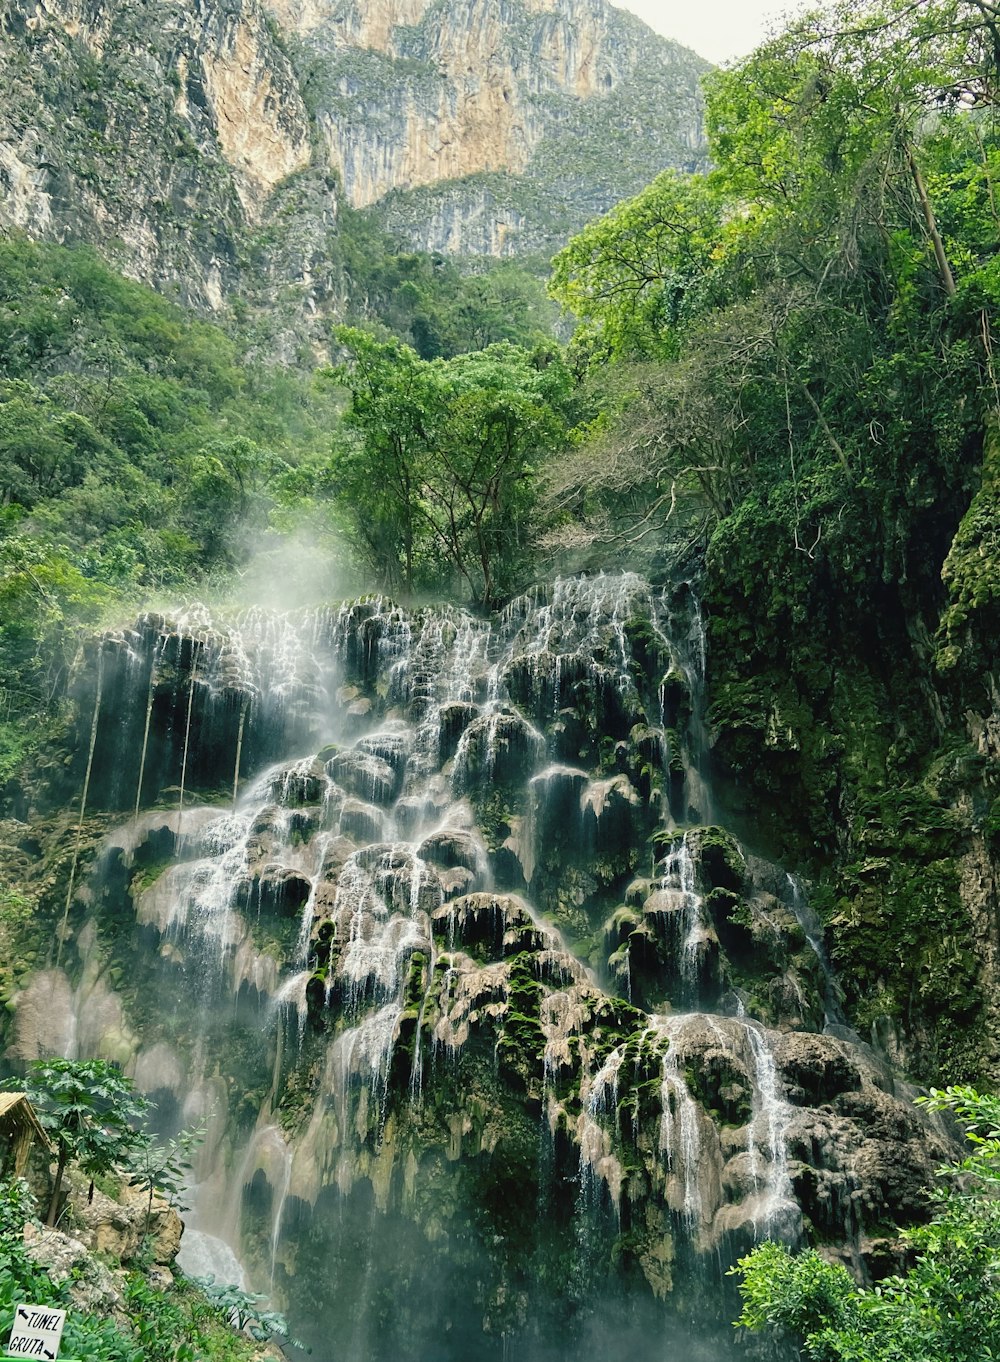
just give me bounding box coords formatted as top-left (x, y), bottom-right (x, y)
top-left (71, 1180), bottom-right (184, 1265)
top-left (23, 1222), bottom-right (126, 1314)
top-left (0, 0), bottom-right (314, 309)
top-left (1, 0), bottom-right (707, 348)
top-left (8, 574), bottom-right (957, 1358)
top-left (280, 0), bottom-right (709, 255)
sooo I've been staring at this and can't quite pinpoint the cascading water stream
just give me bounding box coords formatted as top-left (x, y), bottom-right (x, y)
top-left (232, 696), bottom-right (249, 810)
top-left (176, 643), bottom-right (200, 827)
top-left (133, 637), bottom-right (161, 824)
top-left (56, 645), bottom-right (105, 969)
top-left (656, 1016), bottom-right (705, 1235)
top-left (785, 872), bottom-right (848, 1029)
top-left (738, 1012), bottom-right (794, 1236)
top-left (662, 834), bottom-right (704, 996)
top-left (40, 571), bottom-right (947, 1362)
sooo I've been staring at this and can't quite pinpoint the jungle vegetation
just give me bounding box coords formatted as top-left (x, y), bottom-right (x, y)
top-left (2, 0), bottom-right (999, 1060)
top-left (736, 1086), bottom-right (1000, 1361)
top-left (5, 0), bottom-right (998, 701)
top-left (2, 0), bottom-right (1000, 1351)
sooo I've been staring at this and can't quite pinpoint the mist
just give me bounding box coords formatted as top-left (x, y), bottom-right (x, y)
top-left (227, 525), bottom-right (367, 612)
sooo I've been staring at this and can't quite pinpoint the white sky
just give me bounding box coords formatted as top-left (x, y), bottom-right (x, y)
top-left (614, 0), bottom-right (796, 64)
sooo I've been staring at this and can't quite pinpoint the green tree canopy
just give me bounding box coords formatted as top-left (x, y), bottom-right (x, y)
top-left (548, 170), bottom-right (726, 363)
top-left (734, 1085), bottom-right (1000, 1361)
top-left (330, 328), bottom-right (573, 604)
top-left (543, 0), bottom-right (999, 567)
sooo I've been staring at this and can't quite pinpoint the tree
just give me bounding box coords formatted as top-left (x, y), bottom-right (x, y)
top-left (543, 0), bottom-right (997, 571)
top-left (328, 328), bottom-right (440, 596)
top-left (330, 330), bottom-right (572, 604)
top-left (181, 437), bottom-right (287, 564)
top-left (548, 170), bottom-right (726, 363)
top-left (126, 1121), bottom-right (204, 1250)
top-left (733, 1086), bottom-right (1000, 1361)
top-left (418, 344), bottom-right (570, 605)
top-left (703, 0), bottom-right (1000, 307)
top-left (7, 1059), bottom-right (149, 1226)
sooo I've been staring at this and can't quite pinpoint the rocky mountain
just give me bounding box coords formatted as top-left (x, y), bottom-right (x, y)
top-left (0, 0), bottom-right (333, 355)
top-left (277, 0), bottom-right (708, 255)
top-left (0, 0), bottom-right (707, 338)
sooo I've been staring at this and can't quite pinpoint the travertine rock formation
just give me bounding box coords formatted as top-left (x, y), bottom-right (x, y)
top-left (2, 576), bottom-right (953, 1358)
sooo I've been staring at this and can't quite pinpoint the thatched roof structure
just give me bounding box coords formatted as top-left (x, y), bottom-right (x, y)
top-left (0, 1093), bottom-right (50, 1176)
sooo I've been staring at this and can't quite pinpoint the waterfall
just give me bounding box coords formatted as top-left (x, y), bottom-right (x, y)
top-left (738, 1014), bottom-right (795, 1237)
top-left (656, 1017), bottom-right (705, 1236)
top-left (660, 834), bottom-right (706, 998)
top-left (33, 572), bottom-right (947, 1361)
top-left (232, 696), bottom-right (248, 810)
top-left (133, 638), bottom-right (160, 824)
top-left (56, 645), bottom-right (105, 969)
top-left (177, 642), bottom-right (200, 824)
top-left (784, 873), bottom-right (847, 1029)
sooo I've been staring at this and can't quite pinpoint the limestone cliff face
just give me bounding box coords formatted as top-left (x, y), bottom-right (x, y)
top-left (0, 0), bottom-right (706, 327)
top-left (0, 0), bottom-right (319, 313)
top-left (270, 0), bottom-right (708, 253)
top-left (197, 14), bottom-right (311, 207)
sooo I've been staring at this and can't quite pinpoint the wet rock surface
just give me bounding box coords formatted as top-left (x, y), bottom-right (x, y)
top-left (9, 575), bottom-right (954, 1361)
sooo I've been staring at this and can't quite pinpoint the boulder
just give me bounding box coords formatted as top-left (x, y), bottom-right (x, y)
top-left (23, 1223), bottom-right (125, 1315)
top-left (418, 828), bottom-right (484, 873)
top-left (68, 1179), bottom-right (183, 1266)
top-left (327, 750), bottom-right (399, 805)
top-left (338, 799), bottom-right (385, 843)
top-left (773, 1032), bottom-right (862, 1105)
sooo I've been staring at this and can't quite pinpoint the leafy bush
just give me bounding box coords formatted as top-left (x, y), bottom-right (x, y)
top-left (733, 1086), bottom-right (1000, 1361)
top-left (0, 1173), bottom-right (276, 1362)
top-left (8, 1059), bottom-right (149, 1226)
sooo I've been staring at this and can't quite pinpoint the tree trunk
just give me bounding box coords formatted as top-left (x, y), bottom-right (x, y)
top-left (796, 379), bottom-right (855, 482)
top-left (903, 138), bottom-right (957, 298)
top-left (46, 1147), bottom-right (68, 1227)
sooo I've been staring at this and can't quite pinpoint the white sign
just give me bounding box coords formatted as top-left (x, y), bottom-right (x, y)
top-left (6, 1304), bottom-right (66, 1359)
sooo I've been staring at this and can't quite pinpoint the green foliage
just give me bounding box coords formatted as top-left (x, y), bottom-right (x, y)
top-left (0, 235), bottom-right (342, 784)
top-left (190, 1278), bottom-right (289, 1343)
top-left (546, 0), bottom-right (993, 557)
top-left (733, 1087), bottom-right (1000, 1361)
top-left (541, 0), bottom-right (1000, 1072)
top-left (0, 1174), bottom-right (272, 1362)
top-left (0, 1176), bottom-right (36, 1240)
top-left (0, 228), bottom-right (570, 790)
top-left (336, 207), bottom-right (558, 358)
top-left (330, 327), bottom-right (573, 603)
top-left (937, 424), bottom-right (1000, 686)
top-left (812, 785), bottom-right (985, 1078)
top-left (7, 1058), bottom-right (148, 1225)
top-left (126, 1121), bottom-right (205, 1248)
top-left (0, 237), bottom-right (321, 587)
top-left (0, 1174), bottom-right (141, 1361)
top-left (549, 170), bottom-right (725, 363)
top-left (0, 1248), bottom-right (143, 1362)
top-left (123, 1273), bottom-right (285, 1361)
